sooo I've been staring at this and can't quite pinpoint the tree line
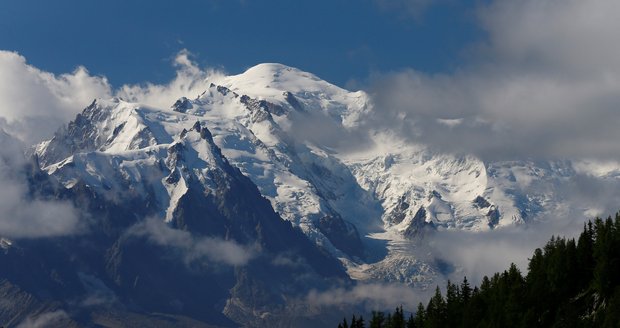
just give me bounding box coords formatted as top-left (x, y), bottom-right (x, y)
top-left (337, 214), bottom-right (620, 327)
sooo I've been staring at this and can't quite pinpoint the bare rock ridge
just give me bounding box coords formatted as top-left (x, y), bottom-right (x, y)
top-left (2, 63), bottom-right (618, 326)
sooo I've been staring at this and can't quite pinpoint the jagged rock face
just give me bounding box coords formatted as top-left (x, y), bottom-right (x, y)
top-left (171, 96), bottom-right (193, 113)
top-left (404, 207), bottom-right (435, 239)
top-left (35, 98), bottom-right (162, 168)
top-left (5, 100), bottom-right (350, 326)
top-left (4, 63), bottom-right (619, 326)
top-left (388, 196), bottom-right (410, 225)
top-left (283, 91), bottom-right (304, 112)
top-left (473, 195), bottom-right (492, 209)
top-left (317, 215), bottom-right (364, 259)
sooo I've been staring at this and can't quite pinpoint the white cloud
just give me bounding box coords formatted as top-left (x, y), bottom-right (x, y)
top-left (366, 0), bottom-right (620, 161)
top-left (362, 0), bottom-right (620, 288)
top-left (0, 51), bottom-right (112, 145)
top-left (424, 214), bottom-right (587, 285)
top-left (126, 218), bottom-right (255, 266)
top-left (0, 49), bottom-right (223, 146)
top-left (0, 131), bottom-right (81, 239)
top-left (306, 282), bottom-right (432, 312)
top-left (116, 49), bottom-right (224, 109)
top-left (16, 310), bottom-right (71, 328)
top-left (478, 0), bottom-right (620, 77)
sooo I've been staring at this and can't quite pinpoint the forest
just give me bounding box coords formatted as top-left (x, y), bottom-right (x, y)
top-left (337, 214), bottom-right (620, 328)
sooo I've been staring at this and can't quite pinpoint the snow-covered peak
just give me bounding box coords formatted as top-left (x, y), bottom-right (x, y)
top-left (221, 63), bottom-right (340, 96)
top-left (32, 62), bottom-right (620, 290)
top-left (211, 63), bottom-right (370, 128)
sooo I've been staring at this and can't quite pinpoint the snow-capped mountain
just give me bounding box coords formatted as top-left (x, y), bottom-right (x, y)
top-left (34, 63), bottom-right (620, 284)
top-left (3, 63), bottom-right (619, 326)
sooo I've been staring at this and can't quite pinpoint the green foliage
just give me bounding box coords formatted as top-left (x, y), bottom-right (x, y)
top-left (336, 213), bottom-right (620, 327)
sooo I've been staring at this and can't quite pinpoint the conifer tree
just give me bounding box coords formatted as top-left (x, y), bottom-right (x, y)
top-left (336, 215), bottom-right (620, 328)
top-left (370, 311), bottom-right (384, 328)
top-left (414, 302), bottom-right (425, 328)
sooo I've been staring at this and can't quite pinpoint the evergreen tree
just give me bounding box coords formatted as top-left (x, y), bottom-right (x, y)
top-left (370, 311), bottom-right (384, 328)
top-left (336, 214), bottom-right (620, 328)
top-left (445, 281), bottom-right (460, 327)
top-left (391, 305), bottom-right (405, 328)
top-left (406, 314), bottom-right (415, 328)
top-left (414, 302), bottom-right (425, 328)
top-left (357, 315), bottom-right (366, 328)
top-left (425, 286), bottom-right (447, 327)
top-left (460, 276), bottom-right (471, 303)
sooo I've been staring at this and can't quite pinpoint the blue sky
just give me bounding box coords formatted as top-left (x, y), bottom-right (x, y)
top-left (2, 0), bottom-right (619, 161)
top-left (0, 0), bottom-right (480, 87)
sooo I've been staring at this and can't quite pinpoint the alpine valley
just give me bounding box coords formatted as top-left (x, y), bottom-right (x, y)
top-left (1, 64), bottom-right (618, 327)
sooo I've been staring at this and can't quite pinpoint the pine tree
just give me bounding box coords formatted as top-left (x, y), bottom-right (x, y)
top-left (426, 286), bottom-right (447, 327)
top-left (414, 302), bottom-right (425, 328)
top-left (445, 281), bottom-right (461, 327)
top-left (370, 311), bottom-right (384, 328)
top-left (392, 305), bottom-right (405, 328)
top-left (336, 216), bottom-right (620, 328)
top-left (460, 276), bottom-right (471, 303)
top-left (406, 314), bottom-right (415, 328)
top-left (357, 315), bottom-right (366, 328)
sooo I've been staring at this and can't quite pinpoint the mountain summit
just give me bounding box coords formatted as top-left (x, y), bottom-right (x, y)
top-left (1, 63), bottom-right (617, 326)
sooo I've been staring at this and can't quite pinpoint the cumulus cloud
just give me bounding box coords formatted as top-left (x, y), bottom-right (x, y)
top-left (126, 218), bottom-right (255, 266)
top-left (366, 0), bottom-right (620, 161)
top-left (0, 51), bottom-right (112, 145)
top-left (0, 131), bottom-right (81, 239)
top-left (0, 49), bottom-right (222, 146)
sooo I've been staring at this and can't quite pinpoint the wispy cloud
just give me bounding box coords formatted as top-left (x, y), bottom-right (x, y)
top-left (0, 131), bottom-right (81, 239)
top-left (306, 282), bottom-right (432, 312)
top-left (16, 310), bottom-right (71, 328)
top-left (125, 218), bottom-right (255, 266)
top-left (116, 49), bottom-right (224, 109)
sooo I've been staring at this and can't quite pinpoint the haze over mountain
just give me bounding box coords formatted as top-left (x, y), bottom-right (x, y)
top-left (0, 59), bottom-right (619, 326)
top-left (2, 0), bottom-right (620, 326)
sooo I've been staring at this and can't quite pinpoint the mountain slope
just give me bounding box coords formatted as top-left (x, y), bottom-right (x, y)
top-left (3, 62), bottom-right (619, 326)
top-left (3, 102), bottom-right (350, 326)
top-left (35, 63), bottom-right (620, 285)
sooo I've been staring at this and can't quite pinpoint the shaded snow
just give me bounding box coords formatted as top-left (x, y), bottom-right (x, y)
top-left (34, 63), bottom-right (620, 289)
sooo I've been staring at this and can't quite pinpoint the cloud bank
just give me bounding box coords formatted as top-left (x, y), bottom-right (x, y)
top-left (306, 282), bottom-right (432, 313)
top-left (367, 0), bottom-right (620, 161)
top-left (424, 213), bottom-right (588, 285)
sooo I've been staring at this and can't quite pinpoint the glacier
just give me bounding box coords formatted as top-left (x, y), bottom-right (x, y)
top-left (0, 62), bottom-right (616, 326)
top-left (33, 63), bottom-right (619, 288)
